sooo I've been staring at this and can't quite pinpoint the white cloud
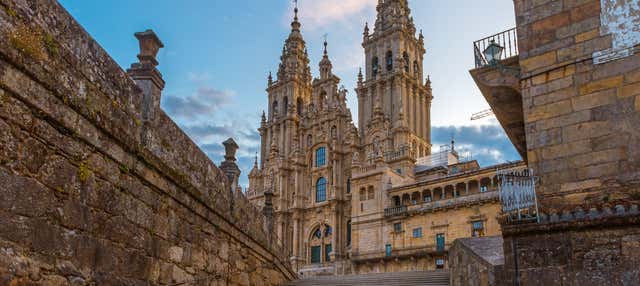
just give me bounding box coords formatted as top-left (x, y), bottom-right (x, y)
top-left (286, 0), bottom-right (376, 29)
top-left (163, 87), bottom-right (235, 120)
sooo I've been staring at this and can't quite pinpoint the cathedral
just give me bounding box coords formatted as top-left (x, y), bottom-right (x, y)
top-left (247, 0), bottom-right (525, 276)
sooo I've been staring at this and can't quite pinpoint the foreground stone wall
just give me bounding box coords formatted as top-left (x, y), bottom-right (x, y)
top-left (502, 217), bottom-right (640, 285)
top-left (0, 0), bottom-right (294, 285)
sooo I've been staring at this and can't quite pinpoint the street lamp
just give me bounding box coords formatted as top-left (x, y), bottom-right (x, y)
top-left (483, 39), bottom-right (504, 65)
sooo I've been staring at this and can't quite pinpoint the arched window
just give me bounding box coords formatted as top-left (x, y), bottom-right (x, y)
top-left (283, 97), bottom-right (288, 115)
top-left (316, 147), bottom-right (326, 167)
top-left (386, 51), bottom-right (393, 71)
top-left (297, 97), bottom-right (303, 115)
top-left (316, 177), bottom-right (327, 202)
top-left (346, 178), bottom-right (351, 194)
top-left (272, 101), bottom-right (278, 118)
top-left (324, 226), bottom-right (333, 237)
top-left (413, 60), bottom-right (419, 75)
top-left (372, 56), bottom-right (379, 77)
top-left (310, 224), bottom-right (333, 264)
top-left (331, 125), bottom-right (337, 138)
top-left (307, 135), bottom-right (313, 147)
top-left (403, 52), bottom-right (410, 73)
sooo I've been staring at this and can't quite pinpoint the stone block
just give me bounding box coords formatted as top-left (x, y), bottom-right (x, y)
top-left (536, 109), bottom-right (591, 130)
top-left (560, 179), bottom-right (602, 192)
top-left (619, 82), bottom-right (640, 98)
top-left (575, 28), bottom-right (601, 43)
top-left (540, 139), bottom-right (591, 160)
top-left (579, 75), bottom-right (624, 95)
top-left (626, 69), bottom-right (640, 84)
top-left (521, 51), bottom-right (558, 72)
top-left (562, 120), bottom-right (612, 143)
top-left (571, 88), bottom-right (616, 111)
top-left (568, 148), bottom-right (626, 168)
top-left (569, 1), bottom-right (601, 22)
top-left (526, 99), bottom-right (572, 122)
top-left (576, 162), bottom-right (620, 180)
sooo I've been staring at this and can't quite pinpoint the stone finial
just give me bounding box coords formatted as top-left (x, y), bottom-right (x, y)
top-left (223, 138), bottom-right (239, 161)
top-left (127, 29), bottom-right (165, 125)
top-left (134, 30), bottom-right (164, 66)
top-left (220, 138), bottom-right (241, 192)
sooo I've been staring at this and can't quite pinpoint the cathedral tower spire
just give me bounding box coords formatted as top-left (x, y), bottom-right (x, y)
top-left (357, 0), bottom-right (432, 160)
top-left (319, 38), bottom-right (333, 80)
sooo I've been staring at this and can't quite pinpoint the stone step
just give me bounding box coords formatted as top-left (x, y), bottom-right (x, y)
top-left (286, 270), bottom-right (449, 286)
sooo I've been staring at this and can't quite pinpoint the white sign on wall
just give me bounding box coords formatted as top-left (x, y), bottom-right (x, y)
top-left (594, 0), bottom-right (640, 64)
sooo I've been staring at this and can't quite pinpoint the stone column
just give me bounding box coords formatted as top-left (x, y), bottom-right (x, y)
top-left (466, 182), bottom-right (470, 195)
top-left (331, 207), bottom-right (340, 261)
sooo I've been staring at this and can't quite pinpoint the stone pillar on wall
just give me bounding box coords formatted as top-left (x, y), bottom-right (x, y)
top-left (126, 30), bottom-right (165, 123)
top-left (263, 191), bottom-right (275, 243)
top-left (220, 138), bottom-right (241, 193)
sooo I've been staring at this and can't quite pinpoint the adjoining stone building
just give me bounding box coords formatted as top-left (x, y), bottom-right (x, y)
top-left (247, 0), bottom-right (527, 276)
top-left (469, 0), bottom-right (640, 285)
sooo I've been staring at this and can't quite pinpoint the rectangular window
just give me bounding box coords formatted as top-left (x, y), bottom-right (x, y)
top-left (385, 244), bottom-right (392, 257)
top-left (472, 221), bottom-right (485, 237)
top-left (316, 177), bottom-right (327, 203)
top-left (436, 233), bottom-right (445, 252)
top-left (311, 246), bottom-right (321, 263)
top-left (480, 186), bottom-right (488, 193)
top-left (315, 147), bottom-right (326, 167)
top-left (393, 223), bottom-right (403, 233)
top-left (423, 195), bottom-right (432, 202)
top-left (413, 227), bottom-right (423, 238)
top-left (436, 258), bottom-right (445, 269)
top-left (325, 244), bottom-right (332, 262)
top-left (368, 189), bottom-right (375, 200)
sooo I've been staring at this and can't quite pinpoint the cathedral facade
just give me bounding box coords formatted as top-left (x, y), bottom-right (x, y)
top-left (247, 0), bottom-right (525, 276)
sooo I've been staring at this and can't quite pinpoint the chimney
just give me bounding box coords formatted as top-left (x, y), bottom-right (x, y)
top-left (127, 29), bottom-right (165, 122)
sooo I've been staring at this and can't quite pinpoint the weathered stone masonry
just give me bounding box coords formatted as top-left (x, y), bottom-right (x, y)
top-left (0, 0), bottom-right (294, 285)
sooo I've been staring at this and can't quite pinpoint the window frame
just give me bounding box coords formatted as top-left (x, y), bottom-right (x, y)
top-left (412, 227), bottom-right (423, 238)
top-left (315, 147), bottom-right (327, 167)
top-left (316, 177), bottom-right (327, 203)
top-left (393, 222), bottom-right (403, 233)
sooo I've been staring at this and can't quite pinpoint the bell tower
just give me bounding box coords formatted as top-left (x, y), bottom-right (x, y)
top-left (356, 0), bottom-right (432, 161)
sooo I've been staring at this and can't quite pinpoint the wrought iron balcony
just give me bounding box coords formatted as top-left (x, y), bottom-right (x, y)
top-left (384, 205), bottom-right (408, 217)
top-left (474, 28), bottom-right (519, 68)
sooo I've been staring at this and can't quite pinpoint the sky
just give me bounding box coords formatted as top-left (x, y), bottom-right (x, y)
top-left (58, 0), bottom-right (521, 187)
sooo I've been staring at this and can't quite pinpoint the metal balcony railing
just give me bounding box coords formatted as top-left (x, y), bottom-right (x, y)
top-left (498, 168), bottom-right (539, 223)
top-left (474, 28), bottom-right (519, 68)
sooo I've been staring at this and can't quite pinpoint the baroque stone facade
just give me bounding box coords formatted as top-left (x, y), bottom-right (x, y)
top-left (247, 0), bottom-right (526, 277)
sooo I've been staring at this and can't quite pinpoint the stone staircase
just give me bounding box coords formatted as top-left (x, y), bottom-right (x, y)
top-left (286, 270), bottom-right (449, 286)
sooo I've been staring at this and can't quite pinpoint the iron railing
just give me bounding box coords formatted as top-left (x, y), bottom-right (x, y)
top-left (498, 168), bottom-right (539, 222)
top-left (474, 28), bottom-right (519, 68)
